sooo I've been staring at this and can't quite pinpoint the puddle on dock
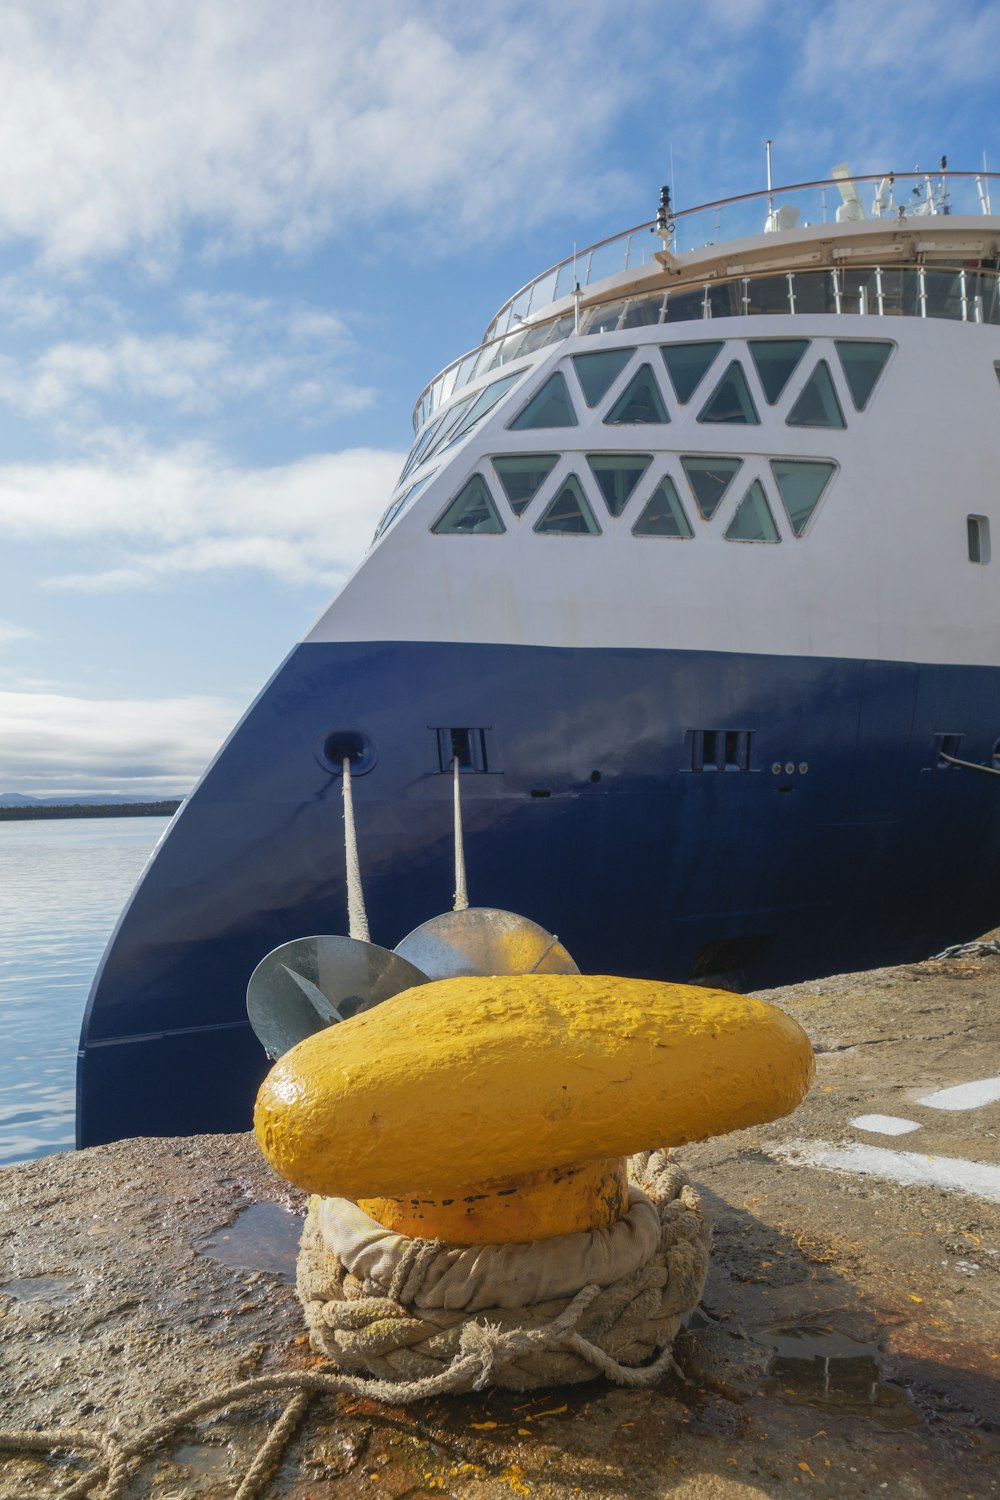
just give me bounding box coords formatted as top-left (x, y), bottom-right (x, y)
top-left (195, 1201), bottom-right (302, 1283)
top-left (0, 1274), bottom-right (80, 1305)
top-left (757, 1325), bottom-right (920, 1430)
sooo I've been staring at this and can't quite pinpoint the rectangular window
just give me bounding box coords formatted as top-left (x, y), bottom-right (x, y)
top-left (690, 729), bottom-right (752, 772)
top-left (968, 515), bottom-right (991, 564)
top-left (436, 727), bottom-right (489, 773)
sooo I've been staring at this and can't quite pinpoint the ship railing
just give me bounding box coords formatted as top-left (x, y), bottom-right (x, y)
top-left (411, 169), bottom-right (998, 432)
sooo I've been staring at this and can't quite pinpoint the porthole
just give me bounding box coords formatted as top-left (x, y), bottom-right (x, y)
top-left (320, 730), bottom-right (376, 776)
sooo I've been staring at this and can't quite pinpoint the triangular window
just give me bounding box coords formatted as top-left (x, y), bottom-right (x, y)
top-left (632, 477), bottom-right (694, 538)
top-left (572, 349), bottom-right (633, 407)
top-left (725, 480), bottom-right (780, 543)
top-left (786, 360), bottom-right (846, 429)
top-left (748, 339), bottom-right (809, 404)
top-left (697, 361), bottom-right (760, 424)
top-left (586, 454), bottom-right (652, 517)
top-left (680, 456), bottom-right (743, 521)
top-left (492, 454), bottom-right (558, 517)
top-left (835, 340), bottom-right (893, 411)
top-left (604, 364), bottom-right (669, 425)
top-left (660, 342), bottom-right (723, 403)
top-left (508, 370), bottom-right (578, 430)
top-left (534, 475), bottom-right (601, 535)
top-left (432, 474), bottom-right (506, 534)
top-left (770, 460), bottom-right (836, 536)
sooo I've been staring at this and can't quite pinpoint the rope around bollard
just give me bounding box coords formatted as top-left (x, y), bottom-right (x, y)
top-left (0, 1153), bottom-right (709, 1497)
top-left (298, 1151), bottom-right (710, 1395)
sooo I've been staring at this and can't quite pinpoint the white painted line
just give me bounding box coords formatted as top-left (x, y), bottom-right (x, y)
top-left (769, 1139), bottom-right (1000, 1204)
top-left (916, 1075), bottom-right (1000, 1112)
top-left (849, 1114), bottom-right (921, 1136)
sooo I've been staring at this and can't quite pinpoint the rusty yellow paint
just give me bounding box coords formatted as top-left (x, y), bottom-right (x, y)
top-left (254, 974), bottom-right (814, 1201)
top-left (358, 1155), bottom-right (628, 1244)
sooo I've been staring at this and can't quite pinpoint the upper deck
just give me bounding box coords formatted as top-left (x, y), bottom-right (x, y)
top-left (413, 168), bottom-right (1000, 434)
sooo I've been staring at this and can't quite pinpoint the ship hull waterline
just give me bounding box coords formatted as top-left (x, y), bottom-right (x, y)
top-left (76, 636), bottom-right (1000, 1148)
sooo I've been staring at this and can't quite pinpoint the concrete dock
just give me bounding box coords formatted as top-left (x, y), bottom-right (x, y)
top-left (2, 947), bottom-right (1000, 1498)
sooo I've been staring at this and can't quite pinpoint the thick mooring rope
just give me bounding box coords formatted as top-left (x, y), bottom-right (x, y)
top-left (452, 756), bottom-right (469, 912)
top-left (0, 1153), bottom-right (708, 1497)
top-left (298, 1151), bottom-right (710, 1396)
top-left (342, 756), bottom-right (370, 944)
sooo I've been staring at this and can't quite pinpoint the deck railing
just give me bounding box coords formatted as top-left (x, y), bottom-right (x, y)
top-left (412, 170), bottom-right (999, 432)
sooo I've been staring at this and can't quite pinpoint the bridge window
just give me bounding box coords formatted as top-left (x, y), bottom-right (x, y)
top-left (632, 477), bottom-right (694, 538)
top-left (373, 470), bottom-right (437, 543)
top-left (835, 340), bottom-right (893, 410)
top-left (604, 364), bottom-right (670, 425)
top-left (748, 339), bottom-right (809, 403)
top-left (660, 341), bottom-right (722, 403)
top-left (586, 454), bottom-right (652, 517)
top-left (432, 474), bottom-right (506, 534)
top-left (445, 368), bottom-right (528, 446)
top-left (725, 480), bottom-right (780, 543)
top-left (573, 349), bottom-right (633, 406)
top-left (422, 393), bottom-right (478, 461)
top-left (508, 370), bottom-right (578, 429)
top-left (770, 459), bottom-right (836, 536)
top-left (534, 475), bottom-right (602, 535)
top-left (698, 361), bottom-right (760, 424)
top-left (786, 360), bottom-right (846, 429)
top-left (681, 455), bottom-right (743, 520)
top-left (491, 454), bottom-right (558, 517)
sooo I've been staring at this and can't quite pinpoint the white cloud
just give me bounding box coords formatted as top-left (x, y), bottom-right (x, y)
top-left (0, 292), bottom-right (371, 424)
top-left (0, 442), bottom-right (404, 588)
top-left (0, 1), bottom-right (635, 267)
top-left (800, 0), bottom-right (1000, 89)
top-left (0, 620), bottom-right (33, 647)
top-left (0, 689), bottom-right (237, 795)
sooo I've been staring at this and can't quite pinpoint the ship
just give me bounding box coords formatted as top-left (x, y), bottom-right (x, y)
top-left (78, 164), bottom-right (1000, 1147)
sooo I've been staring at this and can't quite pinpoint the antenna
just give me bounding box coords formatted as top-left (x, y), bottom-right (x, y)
top-left (654, 184), bottom-right (673, 248)
top-left (765, 138), bottom-right (774, 218)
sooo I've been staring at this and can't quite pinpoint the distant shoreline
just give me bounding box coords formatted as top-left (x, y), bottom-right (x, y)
top-left (0, 801), bottom-right (182, 821)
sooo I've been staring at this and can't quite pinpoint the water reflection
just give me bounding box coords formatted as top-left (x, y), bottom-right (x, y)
top-left (0, 817), bottom-right (170, 1166)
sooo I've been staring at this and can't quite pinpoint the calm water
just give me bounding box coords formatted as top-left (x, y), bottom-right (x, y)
top-left (0, 817), bottom-right (170, 1167)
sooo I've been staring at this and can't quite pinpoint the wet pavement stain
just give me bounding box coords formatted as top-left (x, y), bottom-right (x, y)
top-left (195, 1200), bottom-right (303, 1283)
top-left (0, 1273), bottom-right (80, 1304)
top-left (756, 1324), bottom-right (921, 1430)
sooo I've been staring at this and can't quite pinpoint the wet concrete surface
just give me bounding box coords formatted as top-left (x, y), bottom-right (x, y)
top-left (2, 948), bottom-right (1000, 1497)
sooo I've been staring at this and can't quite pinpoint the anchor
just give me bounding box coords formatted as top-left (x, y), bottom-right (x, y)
top-left (246, 757), bottom-right (428, 1060)
top-left (393, 757), bottom-right (579, 980)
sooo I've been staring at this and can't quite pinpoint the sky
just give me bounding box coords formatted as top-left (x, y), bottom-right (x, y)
top-left (0, 0), bottom-right (997, 798)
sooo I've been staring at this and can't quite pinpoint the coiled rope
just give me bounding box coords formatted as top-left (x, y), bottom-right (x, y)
top-left (298, 1150), bottom-right (709, 1396)
top-left (0, 1153), bottom-right (708, 1496)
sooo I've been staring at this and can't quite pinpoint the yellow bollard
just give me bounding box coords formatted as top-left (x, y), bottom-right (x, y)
top-left (255, 974), bottom-right (814, 1244)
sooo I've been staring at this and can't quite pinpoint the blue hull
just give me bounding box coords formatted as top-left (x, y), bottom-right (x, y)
top-left (77, 639), bottom-right (1000, 1146)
